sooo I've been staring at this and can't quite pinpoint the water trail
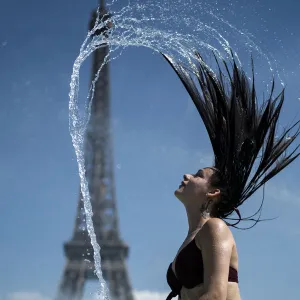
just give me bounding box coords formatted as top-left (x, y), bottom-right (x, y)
top-left (68, 1), bottom-right (283, 299)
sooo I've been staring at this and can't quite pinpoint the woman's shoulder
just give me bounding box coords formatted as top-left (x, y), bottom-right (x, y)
top-left (196, 218), bottom-right (234, 247)
top-left (203, 217), bottom-right (231, 233)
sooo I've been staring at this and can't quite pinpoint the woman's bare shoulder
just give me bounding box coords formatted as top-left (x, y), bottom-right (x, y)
top-left (196, 218), bottom-right (234, 248)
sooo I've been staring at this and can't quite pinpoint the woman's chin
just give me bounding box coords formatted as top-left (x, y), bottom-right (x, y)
top-left (174, 186), bottom-right (184, 196)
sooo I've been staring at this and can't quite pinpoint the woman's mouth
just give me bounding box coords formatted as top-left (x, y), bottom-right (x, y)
top-left (179, 181), bottom-right (187, 188)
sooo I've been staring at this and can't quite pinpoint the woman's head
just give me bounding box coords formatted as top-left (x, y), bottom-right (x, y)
top-left (175, 167), bottom-right (228, 217)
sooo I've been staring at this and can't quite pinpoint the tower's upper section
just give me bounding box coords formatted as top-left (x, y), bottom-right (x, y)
top-left (100, 0), bottom-right (105, 10)
top-left (89, 0), bottom-right (113, 37)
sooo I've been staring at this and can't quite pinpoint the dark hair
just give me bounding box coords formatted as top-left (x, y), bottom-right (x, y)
top-left (162, 51), bottom-right (300, 229)
top-left (208, 169), bottom-right (230, 216)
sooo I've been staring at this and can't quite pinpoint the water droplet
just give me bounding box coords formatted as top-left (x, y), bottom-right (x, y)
top-left (117, 164), bottom-right (121, 169)
top-left (78, 223), bottom-right (86, 231)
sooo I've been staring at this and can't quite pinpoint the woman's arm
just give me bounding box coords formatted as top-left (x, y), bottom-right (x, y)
top-left (195, 218), bottom-right (233, 300)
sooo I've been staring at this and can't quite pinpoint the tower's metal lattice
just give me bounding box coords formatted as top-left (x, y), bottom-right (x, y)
top-left (55, 2), bottom-right (134, 300)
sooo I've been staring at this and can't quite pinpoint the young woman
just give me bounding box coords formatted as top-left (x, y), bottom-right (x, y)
top-left (163, 53), bottom-right (300, 300)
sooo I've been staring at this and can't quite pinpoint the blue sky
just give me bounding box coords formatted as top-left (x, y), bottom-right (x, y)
top-left (1, 0), bottom-right (300, 300)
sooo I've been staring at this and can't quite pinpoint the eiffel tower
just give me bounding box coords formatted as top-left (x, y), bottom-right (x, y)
top-left (55, 1), bottom-right (134, 300)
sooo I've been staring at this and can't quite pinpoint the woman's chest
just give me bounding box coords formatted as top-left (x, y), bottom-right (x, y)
top-left (171, 234), bottom-right (201, 275)
top-left (171, 240), bottom-right (205, 289)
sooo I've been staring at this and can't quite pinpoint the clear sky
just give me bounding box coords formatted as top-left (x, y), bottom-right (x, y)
top-left (1, 0), bottom-right (300, 300)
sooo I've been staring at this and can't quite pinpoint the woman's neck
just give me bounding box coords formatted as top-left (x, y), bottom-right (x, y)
top-left (185, 204), bottom-right (211, 235)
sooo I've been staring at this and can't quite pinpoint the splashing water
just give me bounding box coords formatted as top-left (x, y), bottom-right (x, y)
top-left (68, 1), bottom-right (283, 299)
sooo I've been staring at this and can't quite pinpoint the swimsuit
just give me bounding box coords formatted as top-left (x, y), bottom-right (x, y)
top-left (166, 239), bottom-right (238, 299)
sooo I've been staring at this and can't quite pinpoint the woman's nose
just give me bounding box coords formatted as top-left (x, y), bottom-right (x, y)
top-left (183, 174), bottom-right (190, 181)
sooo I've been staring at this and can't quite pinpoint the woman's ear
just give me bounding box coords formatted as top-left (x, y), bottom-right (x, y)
top-left (207, 189), bottom-right (220, 199)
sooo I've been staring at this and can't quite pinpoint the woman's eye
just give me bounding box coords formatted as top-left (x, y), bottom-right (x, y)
top-left (194, 172), bottom-right (203, 178)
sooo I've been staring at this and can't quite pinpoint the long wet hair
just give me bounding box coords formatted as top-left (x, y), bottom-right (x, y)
top-left (162, 52), bottom-right (300, 229)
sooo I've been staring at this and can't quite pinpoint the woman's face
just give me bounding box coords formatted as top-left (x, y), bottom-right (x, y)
top-left (174, 167), bottom-right (215, 206)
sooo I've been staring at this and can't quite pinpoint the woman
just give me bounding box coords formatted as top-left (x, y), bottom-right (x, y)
top-left (163, 52), bottom-right (300, 300)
